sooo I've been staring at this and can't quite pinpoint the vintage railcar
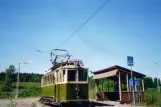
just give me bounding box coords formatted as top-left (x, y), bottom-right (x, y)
top-left (40, 49), bottom-right (89, 106)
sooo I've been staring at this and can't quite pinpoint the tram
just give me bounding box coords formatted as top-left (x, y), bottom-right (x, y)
top-left (40, 49), bottom-right (89, 106)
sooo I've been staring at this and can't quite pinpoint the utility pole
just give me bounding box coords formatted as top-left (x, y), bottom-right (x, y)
top-left (127, 56), bottom-right (136, 107)
top-left (130, 66), bottom-right (136, 106)
top-left (15, 63), bottom-right (20, 98)
top-left (15, 62), bottom-right (28, 98)
top-left (157, 77), bottom-right (160, 92)
top-left (154, 62), bottom-right (160, 93)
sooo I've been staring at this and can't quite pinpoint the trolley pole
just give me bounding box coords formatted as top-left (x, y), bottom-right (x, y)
top-left (15, 63), bottom-right (20, 99)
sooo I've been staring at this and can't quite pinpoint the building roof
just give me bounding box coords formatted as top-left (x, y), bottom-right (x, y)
top-left (93, 69), bottom-right (118, 79)
top-left (93, 65), bottom-right (146, 79)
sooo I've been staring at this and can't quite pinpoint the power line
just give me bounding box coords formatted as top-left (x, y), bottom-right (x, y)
top-left (57, 0), bottom-right (109, 48)
top-left (0, 36), bottom-right (49, 54)
top-left (0, 0), bottom-right (109, 56)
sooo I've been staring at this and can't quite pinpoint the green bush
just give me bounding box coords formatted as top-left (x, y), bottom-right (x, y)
top-left (145, 88), bottom-right (161, 106)
top-left (0, 92), bottom-right (16, 99)
top-left (19, 85), bottom-right (41, 98)
top-left (0, 83), bottom-right (41, 99)
top-left (11, 82), bottom-right (40, 89)
top-left (0, 85), bottom-right (41, 98)
top-left (147, 88), bottom-right (157, 93)
top-left (89, 89), bottom-right (96, 99)
top-left (145, 94), bottom-right (157, 105)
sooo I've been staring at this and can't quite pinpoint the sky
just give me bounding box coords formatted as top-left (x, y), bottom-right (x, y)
top-left (0, 0), bottom-right (161, 77)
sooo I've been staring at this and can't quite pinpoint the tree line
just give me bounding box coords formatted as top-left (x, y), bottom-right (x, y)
top-left (0, 67), bottom-right (43, 82)
top-left (0, 65), bottom-right (43, 92)
top-left (1, 65), bottom-right (160, 92)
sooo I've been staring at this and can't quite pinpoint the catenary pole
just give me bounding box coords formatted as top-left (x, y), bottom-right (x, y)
top-left (15, 63), bottom-right (20, 98)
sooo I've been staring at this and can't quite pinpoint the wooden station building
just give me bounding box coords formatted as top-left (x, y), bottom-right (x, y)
top-left (93, 65), bottom-right (146, 103)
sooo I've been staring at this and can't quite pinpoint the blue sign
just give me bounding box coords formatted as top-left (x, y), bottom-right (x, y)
top-left (129, 78), bottom-right (139, 86)
top-left (127, 56), bottom-right (134, 66)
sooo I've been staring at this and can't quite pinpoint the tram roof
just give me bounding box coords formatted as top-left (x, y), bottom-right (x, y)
top-left (42, 62), bottom-right (88, 76)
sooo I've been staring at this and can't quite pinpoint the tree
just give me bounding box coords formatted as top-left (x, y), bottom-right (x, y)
top-left (1, 65), bottom-right (16, 92)
top-left (0, 72), bottom-right (5, 81)
top-left (153, 78), bottom-right (158, 88)
top-left (88, 76), bottom-right (95, 89)
top-left (144, 77), bottom-right (153, 89)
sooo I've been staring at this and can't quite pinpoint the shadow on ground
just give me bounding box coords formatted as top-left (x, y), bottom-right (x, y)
top-left (44, 101), bottom-right (114, 107)
top-left (90, 101), bottom-right (114, 106)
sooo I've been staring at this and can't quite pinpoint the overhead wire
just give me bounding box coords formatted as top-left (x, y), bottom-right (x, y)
top-left (0, 0), bottom-right (109, 64)
top-left (0, 36), bottom-right (49, 54)
top-left (57, 0), bottom-right (110, 48)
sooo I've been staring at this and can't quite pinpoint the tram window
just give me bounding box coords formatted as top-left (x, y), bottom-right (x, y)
top-left (47, 75), bottom-right (49, 85)
top-left (45, 76), bottom-right (46, 85)
top-left (53, 74), bottom-right (55, 84)
top-left (56, 72), bottom-right (58, 83)
top-left (60, 73), bottom-right (61, 82)
top-left (43, 77), bottom-right (45, 86)
top-left (50, 74), bottom-right (52, 84)
top-left (45, 76), bottom-right (47, 85)
top-left (49, 74), bottom-right (51, 84)
top-left (63, 70), bottom-right (65, 82)
top-left (48, 75), bottom-right (50, 84)
top-left (68, 70), bottom-right (77, 81)
top-left (57, 76), bottom-right (58, 83)
top-left (43, 78), bottom-right (44, 86)
top-left (78, 70), bottom-right (87, 81)
top-left (51, 75), bottom-right (52, 84)
top-left (46, 76), bottom-right (48, 85)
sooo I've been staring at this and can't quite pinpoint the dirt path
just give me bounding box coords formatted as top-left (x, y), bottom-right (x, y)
top-left (0, 97), bottom-right (47, 107)
top-left (0, 98), bottom-right (132, 107)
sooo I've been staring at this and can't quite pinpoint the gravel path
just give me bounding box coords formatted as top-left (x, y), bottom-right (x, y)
top-left (0, 98), bottom-right (134, 107)
top-left (0, 97), bottom-right (46, 107)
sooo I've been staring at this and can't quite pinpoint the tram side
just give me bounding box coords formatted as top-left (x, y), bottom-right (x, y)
top-left (40, 66), bottom-right (89, 105)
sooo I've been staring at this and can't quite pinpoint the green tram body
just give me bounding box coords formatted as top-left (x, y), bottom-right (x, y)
top-left (41, 63), bottom-right (89, 105)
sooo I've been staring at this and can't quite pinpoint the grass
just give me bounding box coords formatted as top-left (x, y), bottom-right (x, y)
top-left (89, 87), bottom-right (161, 106)
top-left (18, 85), bottom-right (41, 98)
top-left (0, 81), bottom-right (41, 99)
top-left (89, 88), bottom-right (96, 99)
top-left (11, 82), bottom-right (40, 89)
top-left (145, 88), bottom-right (161, 106)
top-left (0, 92), bottom-right (16, 99)
top-left (0, 81), bottom-right (40, 89)
top-left (0, 81), bottom-right (40, 90)
top-left (0, 81), bottom-right (4, 84)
